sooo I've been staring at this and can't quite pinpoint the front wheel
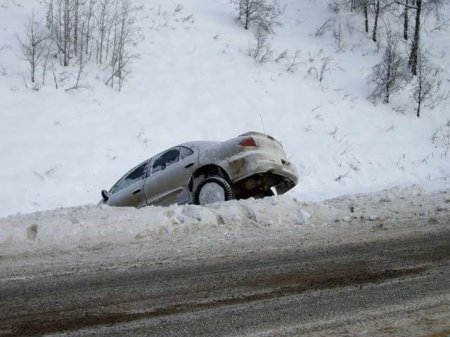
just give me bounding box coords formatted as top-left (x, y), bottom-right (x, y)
top-left (194, 176), bottom-right (234, 205)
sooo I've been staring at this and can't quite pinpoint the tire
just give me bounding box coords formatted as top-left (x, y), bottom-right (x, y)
top-left (194, 176), bottom-right (234, 205)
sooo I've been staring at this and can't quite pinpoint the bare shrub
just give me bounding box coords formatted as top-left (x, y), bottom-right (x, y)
top-left (432, 120), bottom-right (450, 158)
top-left (105, 0), bottom-right (137, 90)
top-left (17, 12), bottom-right (47, 85)
top-left (308, 57), bottom-right (332, 82)
top-left (275, 49), bottom-right (287, 63)
top-left (329, 1), bottom-right (341, 13)
top-left (369, 28), bottom-right (409, 103)
top-left (38, 0), bottom-right (138, 90)
top-left (411, 51), bottom-right (448, 117)
top-left (235, 0), bottom-right (281, 33)
top-left (333, 23), bottom-right (345, 52)
top-left (315, 18), bottom-right (335, 37)
top-left (249, 26), bottom-right (273, 64)
top-left (286, 50), bottom-right (301, 73)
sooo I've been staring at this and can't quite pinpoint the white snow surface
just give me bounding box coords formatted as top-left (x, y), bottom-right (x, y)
top-left (1, 186), bottom-right (448, 257)
top-left (0, 196), bottom-right (306, 255)
top-left (0, 0), bottom-right (450, 217)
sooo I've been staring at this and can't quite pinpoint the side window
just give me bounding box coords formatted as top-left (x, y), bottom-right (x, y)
top-left (152, 148), bottom-right (180, 174)
top-left (111, 162), bottom-right (148, 194)
top-left (180, 146), bottom-right (194, 160)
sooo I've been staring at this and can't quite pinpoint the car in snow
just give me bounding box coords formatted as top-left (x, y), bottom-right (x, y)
top-left (100, 132), bottom-right (298, 207)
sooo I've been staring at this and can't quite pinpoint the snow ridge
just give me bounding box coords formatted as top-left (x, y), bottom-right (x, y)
top-left (0, 196), bottom-right (308, 256)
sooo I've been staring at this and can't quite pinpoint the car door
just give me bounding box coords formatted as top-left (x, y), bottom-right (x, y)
top-left (144, 146), bottom-right (197, 206)
top-left (107, 160), bottom-right (149, 207)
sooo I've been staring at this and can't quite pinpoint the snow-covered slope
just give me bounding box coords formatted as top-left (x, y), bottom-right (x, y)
top-left (0, 0), bottom-right (449, 217)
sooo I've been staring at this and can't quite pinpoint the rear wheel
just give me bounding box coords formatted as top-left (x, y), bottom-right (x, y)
top-left (194, 176), bottom-right (234, 205)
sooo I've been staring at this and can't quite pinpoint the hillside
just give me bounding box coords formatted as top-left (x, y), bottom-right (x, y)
top-left (0, 0), bottom-right (449, 217)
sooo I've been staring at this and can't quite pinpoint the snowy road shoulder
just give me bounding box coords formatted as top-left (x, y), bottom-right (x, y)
top-left (1, 186), bottom-right (449, 259)
top-left (1, 188), bottom-right (449, 337)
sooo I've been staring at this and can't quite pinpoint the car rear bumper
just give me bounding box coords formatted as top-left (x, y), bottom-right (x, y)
top-left (226, 153), bottom-right (299, 194)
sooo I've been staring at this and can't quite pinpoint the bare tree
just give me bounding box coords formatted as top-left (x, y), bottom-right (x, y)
top-left (372, 0), bottom-right (396, 42)
top-left (72, 0), bottom-right (80, 56)
top-left (48, 0), bottom-right (74, 66)
top-left (27, 0), bottom-right (137, 89)
top-left (249, 26), bottom-right (273, 64)
top-left (45, 0), bottom-right (55, 31)
top-left (41, 39), bottom-right (54, 86)
top-left (106, 0), bottom-right (136, 90)
top-left (350, 0), bottom-right (391, 42)
top-left (62, 0), bottom-right (73, 66)
top-left (396, 0), bottom-right (445, 75)
top-left (403, 0), bottom-right (409, 40)
top-left (409, 0), bottom-right (422, 75)
top-left (84, 0), bottom-right (96, 56)
top-left (46, 0), bottom-right (96, 65)
top-left (350, 0), bottom-right (357, 11)
top-left (17, 12), bottom-right (47, 84)
top-left (363, 0), bottom-right (369, 33)
top-left (348, 0), bottom-right (370, 33)
top-left (235, 0), bottom-right (281, 33)
top-left (411, 51), bottom-right (447, 117)
top-left (66, 23), bottom-right (88, 91)
top-left (369, 28), bottom-right (409, 103)
top-left (97, 0), bottom-right (111, 64)
top-left (372, 0), bottom-right (380, 42)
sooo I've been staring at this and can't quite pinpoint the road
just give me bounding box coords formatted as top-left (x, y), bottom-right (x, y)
top-left (1, 216), bottom-right (449, 337)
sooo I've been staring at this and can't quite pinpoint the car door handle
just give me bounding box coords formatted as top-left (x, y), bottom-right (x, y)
top-left (132, 189), bottom-right (141, 195)
top-left (185, 163), bottom-right (194, 169)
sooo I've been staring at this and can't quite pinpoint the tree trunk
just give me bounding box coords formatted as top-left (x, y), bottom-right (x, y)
top-left (85, 0), bottom-right (94, 56)
top-left (57, 0), bottom-right (63, 65)
top-left (63, 0), bottom-right (70, 66)
top-left (372, 0), bottom-right (380, 42)
top-left (31, 45), bottom-right (36, 83)
top-left (409, 0), bottom-right (421, 76)
top-left (74, 0), bottom-right (79, 56)
top-left (364, 0), bottom-right (369, 33)
top-left (403, 0), bottom-right (409, 40)
top-left (244, 4), bottom-right (249, 30)
top-left (416, 62), bottom-right (422, 118)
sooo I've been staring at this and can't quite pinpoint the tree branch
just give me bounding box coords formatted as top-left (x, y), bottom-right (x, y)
top-left (395, 1), bottom-right (417, 10)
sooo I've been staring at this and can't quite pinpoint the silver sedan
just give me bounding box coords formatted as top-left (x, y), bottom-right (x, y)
top-left (101, 132), bottom-right (298, 207)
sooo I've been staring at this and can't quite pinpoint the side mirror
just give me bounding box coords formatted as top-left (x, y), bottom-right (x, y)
top-left (101, 190), bottom-right (110, 202)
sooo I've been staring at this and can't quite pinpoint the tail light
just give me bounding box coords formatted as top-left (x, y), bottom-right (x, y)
top-left (239, 137), bottom-right (256, 147)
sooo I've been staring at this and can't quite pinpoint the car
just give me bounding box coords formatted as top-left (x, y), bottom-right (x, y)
top-left (100, 132), bottom-right (298, 207)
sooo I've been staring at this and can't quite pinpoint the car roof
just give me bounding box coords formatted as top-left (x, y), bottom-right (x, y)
top-left (180, 141), bottom-right (219, 151)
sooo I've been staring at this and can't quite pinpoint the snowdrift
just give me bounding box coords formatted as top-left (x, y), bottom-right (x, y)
top-left (0, 196), bottom-right (309, 256)
top-left (1, 186), bottom-right (448, 257)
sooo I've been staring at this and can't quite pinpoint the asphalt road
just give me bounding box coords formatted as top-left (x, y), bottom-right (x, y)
top-left (1, 223), bottom-right (449, 337)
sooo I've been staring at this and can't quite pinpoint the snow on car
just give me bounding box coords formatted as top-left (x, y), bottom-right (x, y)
top-left (100, 132), bottom-right (298, 207)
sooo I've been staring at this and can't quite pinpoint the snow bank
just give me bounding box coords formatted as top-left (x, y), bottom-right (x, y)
top-left (1, 186), bottom-right (448, 258)
top-left (0, 196), bottom-right (308, 256)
